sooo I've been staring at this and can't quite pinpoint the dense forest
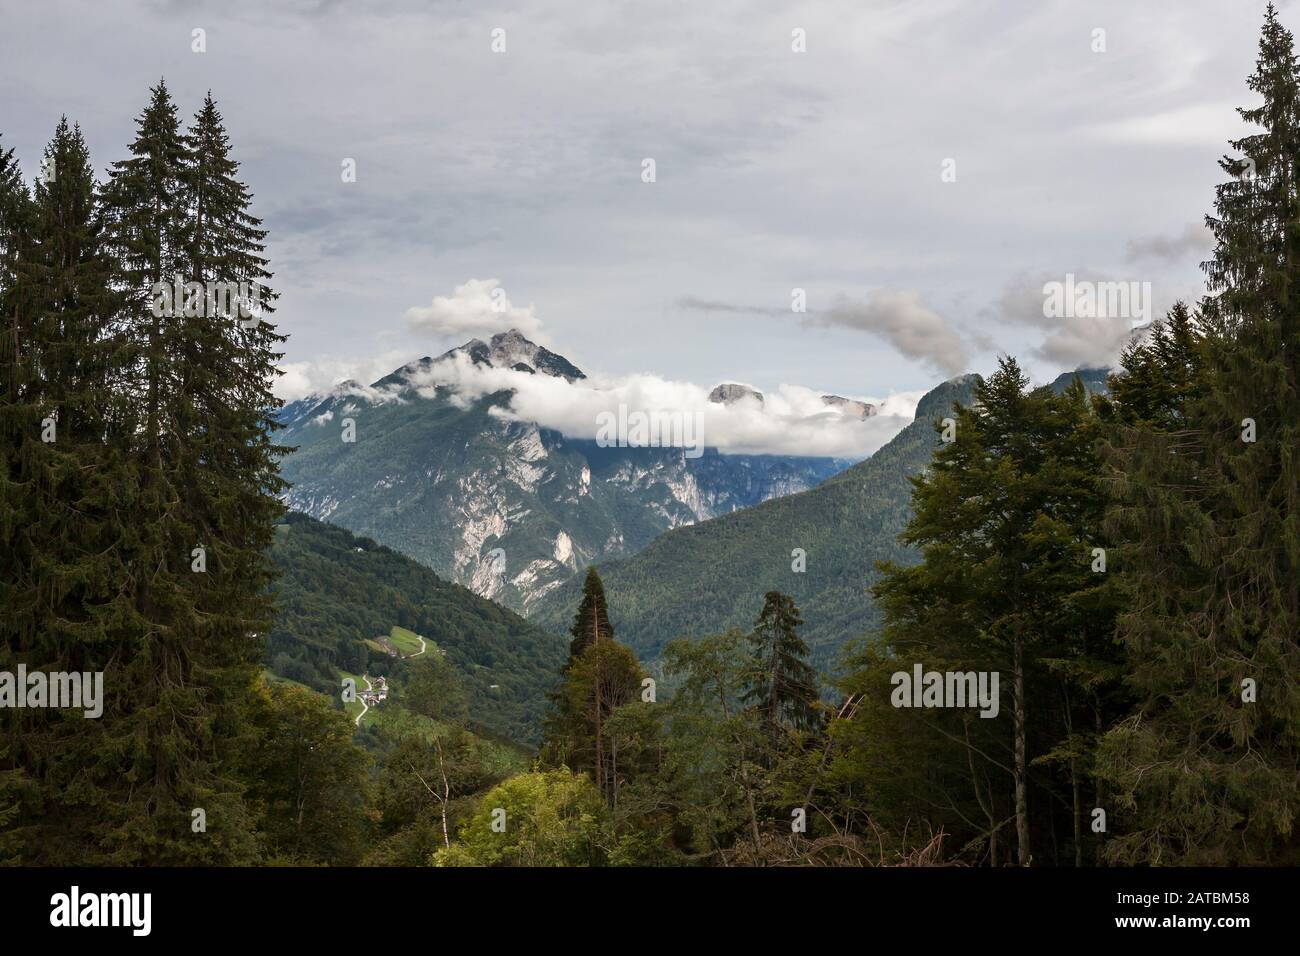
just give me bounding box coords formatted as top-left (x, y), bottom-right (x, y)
top-left (2, 7), bottom-right (1299, 867)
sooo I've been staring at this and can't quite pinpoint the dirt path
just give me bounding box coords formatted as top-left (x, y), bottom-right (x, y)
top-left (354, 675), bottom-right (372, 726)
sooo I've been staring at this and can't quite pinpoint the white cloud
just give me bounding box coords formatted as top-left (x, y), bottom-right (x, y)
top-left (275, 349), bottom-right (413, 402)
top-left (984, 272), bottom-right (1168, 370)
top-left (403, 279), bottom-right (545, 341)
top-left (398, 349), bottom-right (920, 459)
top-left (1125, 223), bottom-right (1214, 263)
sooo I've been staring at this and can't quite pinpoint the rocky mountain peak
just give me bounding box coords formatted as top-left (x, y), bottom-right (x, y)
top-left (709, 383), bottom-right (764, 406)
top-left (455, 329), bottom-right (586, 382)
top-left (821, 394), bottom-right (877, 419)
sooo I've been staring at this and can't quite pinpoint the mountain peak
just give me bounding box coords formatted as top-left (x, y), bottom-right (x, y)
top-left (459, 329), bottom-right (586, 382)
top-left (709, 383), bottom-right (764, 406)
top-left (821, 394), bottom-right (877, 419)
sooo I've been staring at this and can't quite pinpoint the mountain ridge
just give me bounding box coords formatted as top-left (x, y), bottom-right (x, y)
top-left (275, 331), bottom-right (859, 611)
top-left (527, 369), bottom-right (1106, 669)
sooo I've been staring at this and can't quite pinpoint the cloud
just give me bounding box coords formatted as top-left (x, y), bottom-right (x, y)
top-left (1, 0), bottom-right (1270, 404)
top-left (1035, 317), bottom-right (1142, 371)
top-left (674, 295), bottom-right (784, 316)
top-left (1084, 103), bottom-right (1244, 146)
top-left (392, 349), bottom-right (921, 459)
top-left (404, 279), bottom-right (545, 341)
top-left (812, 291), bottom-right (969, 377)
top-left (1124, 222), bottom-right (1214, 263)
top-left (984, 272), bottom-right (1155, 369)
top-left (275, 349), bottom-right (414, 402)
top-left (679, 289), bottom-right (969, 377)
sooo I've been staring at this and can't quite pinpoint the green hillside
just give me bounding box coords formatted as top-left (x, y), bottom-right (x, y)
top-left (530, 369), bottom-right (1113, 670)
top-left (529, 375), bottom-right (984, 669)
top-left (267, 512), bottom-right (567, 744)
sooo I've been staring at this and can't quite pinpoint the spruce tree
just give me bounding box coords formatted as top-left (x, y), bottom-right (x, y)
top-left (1098, 4), bottom-right (1300, 865)
top-left (176, 92), bottom-right (286, 759)
top-left (544, 566), bottom-right (641, 804)
top-left (0, 119), bottom-right (151, 862)
top-left (743, 591), bottom-right (819, 748)
top-left (567, 565), bottom-right (614, 660)
top-left (64, 81), bottom-right (266, 863)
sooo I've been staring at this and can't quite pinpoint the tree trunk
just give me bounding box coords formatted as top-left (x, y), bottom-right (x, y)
top-left (1071, 757), bottom-right (1082, 867)
top-left (1093, 697), bottom-right (1105, 865)
top-left (595, 668), bottom-right (605, 802)
top-left (1013, 635), bottom-right (1030, 865)
top-left (436, 739), bottom-right (451, 850)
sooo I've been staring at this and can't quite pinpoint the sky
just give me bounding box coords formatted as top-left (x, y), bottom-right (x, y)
top-left (0, 0), bottom-right (1282, 454)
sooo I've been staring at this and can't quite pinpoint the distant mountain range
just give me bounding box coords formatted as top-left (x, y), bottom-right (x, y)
top-left (275, 331), bottom-right (855, 612)
top-left (529, 367), bottom-right (1112, 670)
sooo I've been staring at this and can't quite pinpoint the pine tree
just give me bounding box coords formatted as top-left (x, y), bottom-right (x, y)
top-left (743, 591), bottom-right (819, 749)
top-left (1097, 4), bottom-right (1300, 865)
top-left (0, 120), bottom-right (148, 863)
top-left (544, 566), bottom-right (642, 805)
top-left (567, 565), bottom-right (614, 660)
top-left (49, 81), bottom-right (267, 863)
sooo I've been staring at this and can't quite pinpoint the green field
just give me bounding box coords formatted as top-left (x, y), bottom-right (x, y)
top-left (386, 625), bottom-right (425, 656)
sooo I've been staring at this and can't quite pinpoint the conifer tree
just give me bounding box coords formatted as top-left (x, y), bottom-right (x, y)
top-left (0, 120), bottom-right (150, 862)
top-left (1097, 4), bottom-right (1300, 865)
top-left (544, 566), bottom-right (642, 805)
top-left (743, 591), bottom-right (819, 748)
top-left (854, 360), bottom-right (1125, 866)
top-left (175, 91), bottom-right (286, 723)
top-left (567, 565), bottom-right (614, 660)
top-left (51, 81), bottom-right (268, 863)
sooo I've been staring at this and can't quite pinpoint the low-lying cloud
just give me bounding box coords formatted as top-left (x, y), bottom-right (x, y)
top-left (407, 353), bottom-right (922, 459)
top-left (291, 347), bottom-right (926, 459)
top-left (1124, 223), bottom-right (1214, 263)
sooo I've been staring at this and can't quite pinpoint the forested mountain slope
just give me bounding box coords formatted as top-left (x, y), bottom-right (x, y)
top-left (267, 511), bottom-right (566, 744)
top-left (530, 375), bottom-right (985, 668)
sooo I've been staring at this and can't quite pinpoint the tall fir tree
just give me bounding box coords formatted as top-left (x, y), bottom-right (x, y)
top-left (176, 92), bottom-right (286, 771)
top-left (544, 566), bottom-right (642, 805)
top-left (1097, 4), bottom-right (1300, 865)
top-left (0, 120), bottom-right (154, 863)
top-left (567, 565), bottom-right (614, 660)
top-left (742, 591), bottom-right (819, 749)
top-left (47, 80), bottom-right (270, 863)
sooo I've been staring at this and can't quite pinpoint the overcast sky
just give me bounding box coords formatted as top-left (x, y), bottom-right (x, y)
top-left (0, 0), bottom-right (1280, 433)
